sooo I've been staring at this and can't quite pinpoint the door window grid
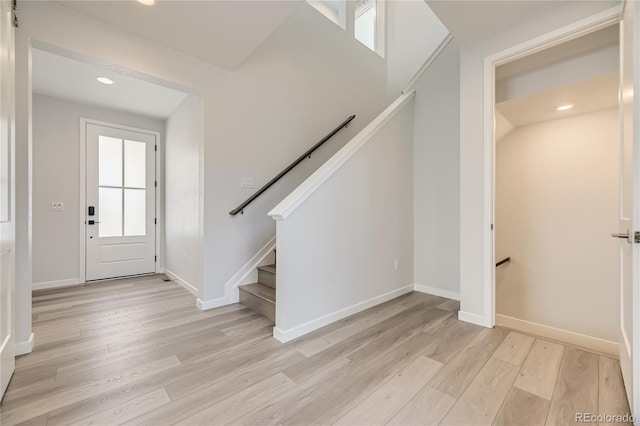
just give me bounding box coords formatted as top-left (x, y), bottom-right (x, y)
top-left (98, 136), bottom-right (146, 237)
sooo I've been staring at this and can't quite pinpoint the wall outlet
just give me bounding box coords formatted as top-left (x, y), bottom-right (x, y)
top-left (241, 177), bottom-right (255, 189)
top-left (394, 259), bottom-right (400, 270)
top-left (51, 201), bottom-right (64, 211)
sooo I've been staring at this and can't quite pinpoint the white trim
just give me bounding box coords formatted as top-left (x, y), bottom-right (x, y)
top-left (413, 284), bottom-right (460, 301)
top-left (196, 296), bottom-right (227, 311)
top-left (79, 118), bottom-right (162, 282)
top-left (163, 269), bottom-right (198, 296)
top-left (401, 33), bottom-right (453, 95)
top-left (496, 314), bottom-right (619, 357)
top-left (32, 278), bottom-right (81, 291)
top-left (269, 91), bottom-right (416, 221)
top-left (273, 285), bottom-right (413, 343)
top-left (15, 333), bottom-right (34, 356)
top-left (458, 310), bottom-right (493, 328)
top-left (193, 237), bottom-right (276, 311)
top-left (477, 6), bottom-right (622, 329)
top-left (223, 236), bottom-right (276, 304)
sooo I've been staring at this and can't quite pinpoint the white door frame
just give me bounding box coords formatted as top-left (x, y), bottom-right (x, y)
top-left (79, 118), bottom-right (162, 283)
top-left (481, 6), bottom-right (622, 327)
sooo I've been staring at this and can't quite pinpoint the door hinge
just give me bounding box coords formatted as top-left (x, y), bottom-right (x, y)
top-left (155, 144), bottom-right (157, 152)
top-left (491, 224), bottom-right (494, 231)
top-left (155, 180), bottom-right (157, 188)
top-left (154, 218), bottom-right (157, 225)
top-left (155, 255), bottom-right (157, 262)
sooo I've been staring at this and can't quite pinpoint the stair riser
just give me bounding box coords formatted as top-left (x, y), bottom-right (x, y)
top-left (239, 289), bottom-right (275, 322)
top-left (258, 270), bottom-right (276, 289)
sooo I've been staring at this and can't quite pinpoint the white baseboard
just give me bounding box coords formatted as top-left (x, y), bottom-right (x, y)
top-left (413, 284), bottom-right (460, 301)
top-left (196, 297), bottom-right (227, 311)
top-left (496, 314), bottom-right (618, 357)
top-left (273, 285), bottom-right (414, 343)
top-left (223, 236), bottom-right (276, 304)
top-left (15, 333), bottom-right (34, 356)
top-left (163, 269), bottom-right (198, 296)
top-left (32, 278), bottom-right (81, 291)
top-left (458, 310), bottom-right (493, 328)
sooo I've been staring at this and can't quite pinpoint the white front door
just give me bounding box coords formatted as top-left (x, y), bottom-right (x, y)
top-left (617, 0), bottom-right (640, 416)
top-left (0, 0), bottom-right (14, 401)
top-left (85, 123), bottom-right (157, 281)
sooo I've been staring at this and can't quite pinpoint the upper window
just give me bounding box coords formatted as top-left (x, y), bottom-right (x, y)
top-left (306, 0), bottom-right (385, 57)
top-left (354, 0), bottom-right (376, 51)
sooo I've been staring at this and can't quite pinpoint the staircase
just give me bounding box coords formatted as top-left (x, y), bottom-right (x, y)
top-left (239, 264), bottom-right (276, 321)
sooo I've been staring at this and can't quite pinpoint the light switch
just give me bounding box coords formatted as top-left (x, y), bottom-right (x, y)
top-left (241, 177), bottom-right (255, 189)
top-left (51, 202), bottom-right (64, 211)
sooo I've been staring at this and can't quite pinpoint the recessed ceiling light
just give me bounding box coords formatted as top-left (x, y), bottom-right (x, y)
top-left (137, 0), bottom-right (155, 5)
top-left (96, 77), bottom-right (114, 85)
top-left (556, 104), bottom-right (574, 111)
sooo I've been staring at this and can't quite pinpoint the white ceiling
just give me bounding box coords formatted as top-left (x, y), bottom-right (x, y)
top-left (32, 48), bottom-right (188, 119)
top-left (55, 0), bottom-right (303, 71)
top-left (496, 72), bottom-right (618, 128)
top-left (425, 0), bottom-right (560, 42)
top-left (425, 0), bottom-right (620, 43)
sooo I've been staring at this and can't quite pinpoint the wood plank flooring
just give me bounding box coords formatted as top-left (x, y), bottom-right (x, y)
top-left (0, 275), bottom-right (632, 425)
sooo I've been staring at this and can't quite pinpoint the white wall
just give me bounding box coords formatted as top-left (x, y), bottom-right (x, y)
top-left (458, 1), bottom-right (620, 326)
top-left (31, 94), bottom-right (164, 287)
top-left (496, 108), bottom-right (619, 346)
top-left (272, 95), bottom-right (414, 341)
top-left (413, 39), bottom-right (461, 299)
top-left (15, 1), bottom-right (388, 343)
top-left (199, 4), bottom-right (388, 304)
top-left (496, 43), bottom-right (618, 103)
top-left (386, 0), bottom-right (449, 100)
top-left (164, 94), bottom-right (203, 295)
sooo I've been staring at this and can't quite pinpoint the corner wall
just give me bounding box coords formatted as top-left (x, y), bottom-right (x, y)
top-left (413, 39), bottom-right (461, 300)
top-left (164, 94), bottom-right (203, 296)
top-left (386, 0), bottom-right (449, 101)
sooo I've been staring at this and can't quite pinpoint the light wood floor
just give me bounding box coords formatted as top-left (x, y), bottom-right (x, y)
top-left (0, 274), bottom-right (631, 426)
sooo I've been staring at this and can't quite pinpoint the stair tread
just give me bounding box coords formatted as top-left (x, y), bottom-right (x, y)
top-left (239, 283), bottom-right (275, 304)
top-left (257, 264), bottom-right (276, 274)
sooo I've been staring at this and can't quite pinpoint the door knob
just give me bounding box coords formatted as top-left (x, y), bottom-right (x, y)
top-left (87, 220), bottom-right (101, 225)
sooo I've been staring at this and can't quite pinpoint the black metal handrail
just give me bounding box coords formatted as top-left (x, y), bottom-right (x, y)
top-left (229, 115), bottom-right (356, 216)
top-left (496, 257), bottom-right (511, 267)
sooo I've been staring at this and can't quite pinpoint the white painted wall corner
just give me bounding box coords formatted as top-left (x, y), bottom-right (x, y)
top-left (163, 269), bottom-right (199, 296)
top-left (413, 283), bottom-right (460, 301)
top-left (15, 333), bottom-right (35, 356)
top-left (458, 310), bottom-right (493, 328)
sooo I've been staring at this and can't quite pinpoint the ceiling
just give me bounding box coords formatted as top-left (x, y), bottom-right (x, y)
top-left (33, 48), bottom-right (188, 119)
top-left (425, 1), bottom-right (560, 42)
top-left (496, 72), bottom-right (618, 128)
top-left (55, 0), bottom-right (303, 71)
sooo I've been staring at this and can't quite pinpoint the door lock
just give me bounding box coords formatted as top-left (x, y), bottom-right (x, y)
top-left (87, 220), bottom-right (101, 225)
